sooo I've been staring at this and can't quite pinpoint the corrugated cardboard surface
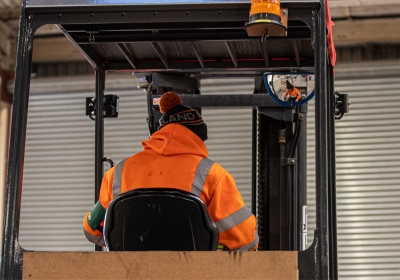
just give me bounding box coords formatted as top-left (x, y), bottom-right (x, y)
top-left (23, 251), bottom-right (298, 279)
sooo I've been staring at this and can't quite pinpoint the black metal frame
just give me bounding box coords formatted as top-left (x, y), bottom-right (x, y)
top-left (34, 2), bottom-right (317, 75)
top-left (1, 1), bottom-right (337, 279)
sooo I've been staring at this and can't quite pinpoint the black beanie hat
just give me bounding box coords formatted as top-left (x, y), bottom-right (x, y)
top-left (158, 92), bottom-right (208, 141)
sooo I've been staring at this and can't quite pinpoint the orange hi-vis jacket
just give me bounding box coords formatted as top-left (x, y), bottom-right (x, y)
top-left (284, 87), bottom-right (302, 101)
top-left (83, 124), bottom-right (259, 251)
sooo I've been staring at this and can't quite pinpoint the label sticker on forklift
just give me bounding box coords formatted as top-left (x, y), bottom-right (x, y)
top-left (302, 205), bottom-right (307, 232)
top-left (153, 98), bottom-right (160, 105)
top-left (302, 206), bottom-right (307, 251)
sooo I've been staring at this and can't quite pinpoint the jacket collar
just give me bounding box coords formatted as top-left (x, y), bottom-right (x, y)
top-left (142, 124), bottom-right (208, 158)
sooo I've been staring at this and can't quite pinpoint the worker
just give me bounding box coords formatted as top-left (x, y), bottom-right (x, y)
top-left (83, 91), bottom-right (259, 251)
top-left (284, 80), bottom-right (302, 102)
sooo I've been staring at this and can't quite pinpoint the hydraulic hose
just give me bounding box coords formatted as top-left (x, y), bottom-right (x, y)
top-left (146, 82), bottom-right (155, 136)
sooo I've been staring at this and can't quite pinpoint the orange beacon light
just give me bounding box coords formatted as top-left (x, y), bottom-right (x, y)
top-left (245, 0), bottom-right (287, 38)
top-left (251, 0), bottom-right (280, 16)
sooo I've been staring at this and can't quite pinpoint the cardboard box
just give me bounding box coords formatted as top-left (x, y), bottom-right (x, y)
top-left (23, 251), bottom-right (298, 279)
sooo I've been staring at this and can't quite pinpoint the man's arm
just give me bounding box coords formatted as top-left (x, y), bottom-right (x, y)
top-left (203, 164), bottom-right (259, 251)
top-left (82, 167), bottom-right (114, 246)
top-left (283, 90), bottom-right (289, 101)
top-left (83, 201), bottom-right (106, 246)
top-left (295, 88), bottom-right (302, 101)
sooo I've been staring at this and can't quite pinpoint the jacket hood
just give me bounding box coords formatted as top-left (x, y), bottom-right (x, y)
top-left (142, 124), bottom-right (208, 158)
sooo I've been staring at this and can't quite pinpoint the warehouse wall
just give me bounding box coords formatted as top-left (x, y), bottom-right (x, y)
top-left (15, 59), bottom-right (400, 279)
top-left (306, 60), bottom-right (400, 279)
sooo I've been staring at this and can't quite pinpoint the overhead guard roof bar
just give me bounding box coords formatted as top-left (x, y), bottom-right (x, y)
top-left (25, 1), bottom-right (318, 74)
top-left (26, 0), bottom-right (321, 6)
top-left (116, 43), bottom-right (137, 69)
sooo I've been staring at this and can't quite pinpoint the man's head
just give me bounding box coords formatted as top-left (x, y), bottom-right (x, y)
top-left (286, 80), bottom-right (293, 89)
top-left (158, 91), bottom-right (208, 141)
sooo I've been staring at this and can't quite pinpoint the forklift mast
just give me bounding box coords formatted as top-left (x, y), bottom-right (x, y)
top-left (1, 1), bottom-right (339, 279)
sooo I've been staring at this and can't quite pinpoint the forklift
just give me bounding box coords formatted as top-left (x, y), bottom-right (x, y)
top-left (1, 0), bottom-right (348, 279)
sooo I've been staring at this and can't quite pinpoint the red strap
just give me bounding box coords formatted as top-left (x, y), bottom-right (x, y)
top-left (326, 0), bottom-right (336, 68)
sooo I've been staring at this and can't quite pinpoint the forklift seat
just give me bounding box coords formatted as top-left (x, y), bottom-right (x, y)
top-left (103, 188), bottom-right (219, 251)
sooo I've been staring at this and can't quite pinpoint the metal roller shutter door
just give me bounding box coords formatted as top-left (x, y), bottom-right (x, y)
top-left (306, 60), bottom-right (400, 279)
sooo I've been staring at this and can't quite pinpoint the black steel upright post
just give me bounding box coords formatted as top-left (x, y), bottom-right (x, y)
top-left (314, 0), bottom-right (330, 278)
top-left (1, 2), bottom-right (40, 279)
top-left (94, 67), bottom-right (105, 252)
top-left (251, 108), bottom-right (257, 216)
top-left (327, 65), bottom-right (338, 279)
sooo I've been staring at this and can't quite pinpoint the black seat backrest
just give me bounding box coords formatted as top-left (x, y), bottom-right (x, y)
top-left (103, 188), bottom-right (219, 251)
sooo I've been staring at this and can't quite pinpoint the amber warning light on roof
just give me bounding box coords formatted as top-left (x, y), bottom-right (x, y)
top-left (245, 0), bottom-right (287, 38)
top-left (251, 0), bottom-right (280, 16)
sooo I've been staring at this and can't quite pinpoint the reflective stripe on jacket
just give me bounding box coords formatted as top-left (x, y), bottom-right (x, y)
top-left (83, 123), bottom-right (258, 251)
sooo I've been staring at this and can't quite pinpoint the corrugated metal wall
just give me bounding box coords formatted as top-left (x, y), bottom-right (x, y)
top-left (306, 60), bottom-right (400, 279)
top-left (20, 78), bottom-right (99, 251)
top-left (18, 60), bottom-right (400, 278)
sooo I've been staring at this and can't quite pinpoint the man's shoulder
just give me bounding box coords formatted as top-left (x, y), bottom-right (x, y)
top-left (207, 159), bottom-right (230, 175)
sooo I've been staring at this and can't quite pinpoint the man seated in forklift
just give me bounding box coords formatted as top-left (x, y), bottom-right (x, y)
top-left (284, 81), bottom-right (302, 102)
top-left (83, 91), bottom-right (259, 251)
